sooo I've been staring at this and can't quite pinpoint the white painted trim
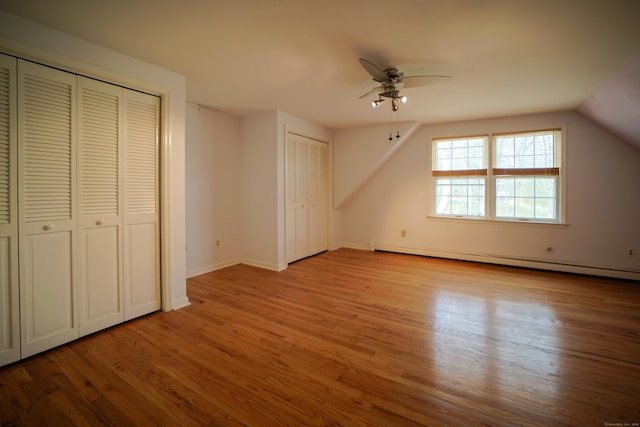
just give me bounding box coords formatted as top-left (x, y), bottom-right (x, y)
top-left (186, 258), bottom-right (242, 278)
top-left (338, 242), bottom-right (374, 252)
top-left (371, 241), bottom-right (640, 281)
top-left (171, 297), bottom-right (191, 311)
top-left (241, 258), bottom-right (287, 272)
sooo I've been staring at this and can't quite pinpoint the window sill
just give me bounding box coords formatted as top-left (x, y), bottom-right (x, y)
top-left (426, 215), bottom-right (568, 228)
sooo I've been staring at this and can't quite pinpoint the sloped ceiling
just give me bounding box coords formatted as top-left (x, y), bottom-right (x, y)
top-left (577, 53), bottom-right (640, 151)
top-left (0, 0), bottom-right (639, 147)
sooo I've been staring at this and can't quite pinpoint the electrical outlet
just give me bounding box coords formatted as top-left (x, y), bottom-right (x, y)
top-left (216, 240), bottom-right (220, 247)
top-left (628, 247), bottom-right (636, 257)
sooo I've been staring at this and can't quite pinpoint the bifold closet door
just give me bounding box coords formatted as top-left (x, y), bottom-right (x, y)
top-left (285, 133), bottom-right (328, 264)
top-left (78, 77), bottom-right (124, 336)
top-left (286, 133), bottom-right (309, 263)
top-left (123, 89), bottom-right (160, 320)
top-left (0, 53), bottom-right (20, 366)
top-left (18, 60), bottom-right (78, 358)
top-left (307, 140), bottom-right (327, 256)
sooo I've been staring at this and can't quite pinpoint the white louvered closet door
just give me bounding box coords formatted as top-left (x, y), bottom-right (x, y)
top-left (78, 77), bottom-right (124, 336)
top-left (18, 60), bottom-right (78, 358)
top-left (285, 132), bottom-right (328, 264)
top-left (285, 135), bottom-right (297, 262)
top-left (295, 138), bottom-right (310, 261)
top-left (308, 140), bottom-right (328, 256)
top-left (0, 53), bottom-right (20, 366)
top-left (286, 134), bottom-right (310, 263)
top-left (123, 89), bottom-right (160, 320)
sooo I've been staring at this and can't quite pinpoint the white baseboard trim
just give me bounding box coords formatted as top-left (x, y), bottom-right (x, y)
top-left (364, 242), bottom-right (640, 281)
top-left (240, 258), bottom-right (287, 272)
top-left (172, 296), bottom-right (191, 311)
top-left (186, 258), bottom-right (242, 278)
top-left (338, 242), bottom-right (374, 252)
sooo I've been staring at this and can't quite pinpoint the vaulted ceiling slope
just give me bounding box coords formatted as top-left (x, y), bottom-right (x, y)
top-left (1, 0), bottom-right (639, 147)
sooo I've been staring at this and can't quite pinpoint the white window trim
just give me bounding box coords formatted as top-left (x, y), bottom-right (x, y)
top-left (430, 127), bottom-right (567, 225)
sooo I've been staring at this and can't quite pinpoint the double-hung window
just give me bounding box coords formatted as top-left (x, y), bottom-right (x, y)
top-left (432, 129), bottom-right (563, 223)
top-left (493, 129), bottom-right (562, 221)
top-left (432, 135), bottom-right (488, 217)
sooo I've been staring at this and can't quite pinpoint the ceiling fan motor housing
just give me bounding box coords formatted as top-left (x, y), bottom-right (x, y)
top-left (383, 68), bottom-right (403, 82)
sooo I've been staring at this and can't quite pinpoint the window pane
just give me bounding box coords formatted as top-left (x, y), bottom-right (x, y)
top-left (496, 178), bottom-right (514, 197)
top-left (496, 197), bottom-right (514, 217)
top-left (495, 130), bottom-right (559, 171)
top-left (434, 177), bottom-right (485, 217)
top-left (433, 136), bottom-right (487, 171)
top-left (515, 197), bottom-right (535, 218)
top-left (535, 198), bottom-right (555, 219)
top-left (496, 176), bottom-right (557, 220)
top-left (535, 177), bottom-right (555, 198)
top-left (515, 178), bottom-right (534, 197)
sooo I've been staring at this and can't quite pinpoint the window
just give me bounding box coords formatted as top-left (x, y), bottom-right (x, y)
top-left (432, 136), bottom-right (488, 217)
top-left (432, 129), bottom-right (563, 223)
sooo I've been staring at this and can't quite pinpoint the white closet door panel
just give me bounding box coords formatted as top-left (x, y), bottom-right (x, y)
top-left (78, 77), bottom-right (123, 336)
top-left (308, 204), bottom-right (327, 256)
top-left (294, 204), bottom-right (308, 261)
top-left (0, 53), bottom-right (19, 366)
top-left (0, 236), bottom-right (19, 365)
top-left (21, 231), bottom-right (76, 357)
top-left (285, 136), bottom-right (298, 262)
top-left (296, 139), bottom-right (308, 206)
top-left (124, 222), bottom-right (160, 319)
top-left (293, 136), bottom-right (309, 261)
top-left (123, 89), bottom-right (159, 319)
top-left (18, 60), bottom-right (78, 358)
top-left (79, 78), bottom-right (121, 218)
top-left (286, 206), bottom-right (296, 262)
top-left (124, 92), bottom-right (158, 216)
top-left (309, 142), bottom-right (328, 255)
top-left (317, 143), bottom-right (327, 204)
top-left (0, 56), bottom-right (15, 227)
top-left (308, 140), bottom-right (318, 203)
top-left (80, 226), bottom-right (121, 334)
top-left (20, 66), bottom-right (74, 223)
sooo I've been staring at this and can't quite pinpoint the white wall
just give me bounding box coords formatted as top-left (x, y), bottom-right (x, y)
top-left (240, 111), bottom-right (280, 270)
top-left (335, 111), bottom-right (640, 279)
top-left (238, 110), bottom-right (332, 271)
top-left (185, 103), bottom-right (241, 277)
top-left (0, 10), bottom-right (189, 309)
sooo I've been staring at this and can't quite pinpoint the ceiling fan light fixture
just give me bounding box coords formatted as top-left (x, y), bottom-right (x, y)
top-left (372, 98), bottom-right (385, 108)
top-left (400, 95), bottom-right (407, 103)
top-left (392, 98), bottom-right (399, 111)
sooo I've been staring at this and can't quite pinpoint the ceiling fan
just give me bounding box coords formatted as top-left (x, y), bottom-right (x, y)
top-left (359, 58), bottom-right (452, 111)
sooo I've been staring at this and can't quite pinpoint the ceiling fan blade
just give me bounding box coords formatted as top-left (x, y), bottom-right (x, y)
top-left (402, 75), bottom-right (452, 88)
top-left (359, 58), bottom-right (389, 82)
top-left (359, 86), bottom-right (384, 99)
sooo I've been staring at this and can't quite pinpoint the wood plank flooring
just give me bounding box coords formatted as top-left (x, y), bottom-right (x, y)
top-left (1, 248), bottom-right (639, 426)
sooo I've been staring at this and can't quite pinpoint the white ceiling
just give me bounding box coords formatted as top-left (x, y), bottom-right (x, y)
top-left (1, 0), bottom-right (639, 141)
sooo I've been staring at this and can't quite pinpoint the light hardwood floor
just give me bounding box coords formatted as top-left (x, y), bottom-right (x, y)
top-left (1, 248), bottom-right (639, 426)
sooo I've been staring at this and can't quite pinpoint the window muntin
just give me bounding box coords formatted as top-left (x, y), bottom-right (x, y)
top-left (432, 129), bottom-right (563, 223)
